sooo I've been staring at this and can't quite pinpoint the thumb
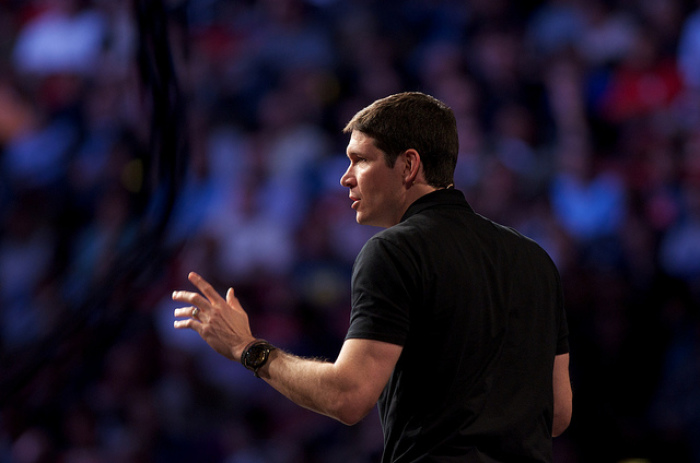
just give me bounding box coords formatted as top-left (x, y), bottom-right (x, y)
top-left (226, 287), bottom-right (235, 305)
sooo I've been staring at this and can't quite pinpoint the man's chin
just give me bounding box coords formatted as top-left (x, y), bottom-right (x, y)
top-left (356, 214), bottom-right (390, 228)
top-left (356, 212), bottom-right (370, 226)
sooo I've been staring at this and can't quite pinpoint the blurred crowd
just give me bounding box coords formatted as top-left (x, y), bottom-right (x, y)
top-left (1, 0), bottom-right (700, 461)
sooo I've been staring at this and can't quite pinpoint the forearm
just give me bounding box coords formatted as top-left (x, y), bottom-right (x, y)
top-left (255, 349), bottom-right (372, 425)
top-left (172, 274), bottom-right (398, 425)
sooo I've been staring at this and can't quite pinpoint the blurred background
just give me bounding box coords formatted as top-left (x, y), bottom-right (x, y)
top-left (1, 0), bottom-right (699, 461)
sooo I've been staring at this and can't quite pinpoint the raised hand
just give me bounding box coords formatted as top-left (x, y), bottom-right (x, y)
top-left (172, 272), bottom-right (255, 361)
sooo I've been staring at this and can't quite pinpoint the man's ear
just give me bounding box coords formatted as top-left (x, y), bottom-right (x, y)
top-left (403, 149), bottom-right (421, 186)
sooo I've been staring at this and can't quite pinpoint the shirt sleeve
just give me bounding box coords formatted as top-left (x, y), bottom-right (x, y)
top-left (554, 267), bottom-right (570, 356)
top-left (556, 307), bottom-right (570, 355)
top-left (345, 236), bottom-right (416, 347)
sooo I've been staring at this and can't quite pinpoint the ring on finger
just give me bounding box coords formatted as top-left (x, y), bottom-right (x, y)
top-left (191, 307), bottom-right (200, 319)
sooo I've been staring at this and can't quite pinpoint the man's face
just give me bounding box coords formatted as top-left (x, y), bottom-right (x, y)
top-left (340, 131), bottom-right (406, 228)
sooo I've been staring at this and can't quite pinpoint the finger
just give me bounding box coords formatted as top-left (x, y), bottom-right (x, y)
top-left (226, 287), bottom-right (235, 305)
top-left (174, 307), bottom-right (201, 319)
top-left (188, 272), bottom-right (224, 303)
top-left (173, 317), bottom-right (202, 332)
top-left (172, 290), bottom-right (210, 309)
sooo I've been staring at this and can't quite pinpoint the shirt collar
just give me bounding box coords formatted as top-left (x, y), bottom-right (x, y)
top-left (400, 188), bottom-right (474, 222)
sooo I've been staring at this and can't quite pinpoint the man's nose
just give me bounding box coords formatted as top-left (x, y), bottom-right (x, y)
top-left (340, 166), bottom-right (353, 187)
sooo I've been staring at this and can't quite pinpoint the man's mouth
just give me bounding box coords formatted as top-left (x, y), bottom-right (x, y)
top-left (349, 195), bottom-right (360, 209)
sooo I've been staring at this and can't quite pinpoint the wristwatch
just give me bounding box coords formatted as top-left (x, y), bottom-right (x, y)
top-left (241, 340), bottom-right (276, 377)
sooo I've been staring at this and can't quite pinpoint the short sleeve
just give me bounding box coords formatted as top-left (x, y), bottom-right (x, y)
top-left (554, 268), bottom-right (570, 356)
top-left (345, 236), bottom-right (416, 346)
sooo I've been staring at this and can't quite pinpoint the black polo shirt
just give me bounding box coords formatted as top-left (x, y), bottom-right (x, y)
top-left (346, 188), bottom-right (568, 463)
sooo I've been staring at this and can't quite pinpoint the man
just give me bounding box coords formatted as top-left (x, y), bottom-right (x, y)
top-left (173, 92), bottom-right (572, 462)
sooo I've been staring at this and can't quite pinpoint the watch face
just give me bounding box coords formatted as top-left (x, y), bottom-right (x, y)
top-left (246, 343), bottom-right (269, 368)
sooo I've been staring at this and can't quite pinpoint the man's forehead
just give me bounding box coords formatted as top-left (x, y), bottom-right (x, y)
top-left (346, 130), bottom-right (377, 153)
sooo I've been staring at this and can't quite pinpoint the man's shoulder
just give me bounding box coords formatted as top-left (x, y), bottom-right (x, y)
top-left (359, 227), bottom-right (407, 256)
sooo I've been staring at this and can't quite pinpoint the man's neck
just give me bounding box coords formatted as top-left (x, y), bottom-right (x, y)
top-left (391, 183), bottom-right (453, 227)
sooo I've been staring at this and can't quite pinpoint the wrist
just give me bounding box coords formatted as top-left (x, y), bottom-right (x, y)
top-left (234, 337), bottom-right (257, 362)
top-left (240, 339), bottom-right (276, 378)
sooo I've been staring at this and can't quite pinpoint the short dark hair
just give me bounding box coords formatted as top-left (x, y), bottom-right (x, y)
top-left (343, 92), bottom-right (459, 188)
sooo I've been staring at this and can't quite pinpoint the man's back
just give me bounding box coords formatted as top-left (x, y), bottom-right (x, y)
top-left (347, 189), bottom-right (569, 462)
